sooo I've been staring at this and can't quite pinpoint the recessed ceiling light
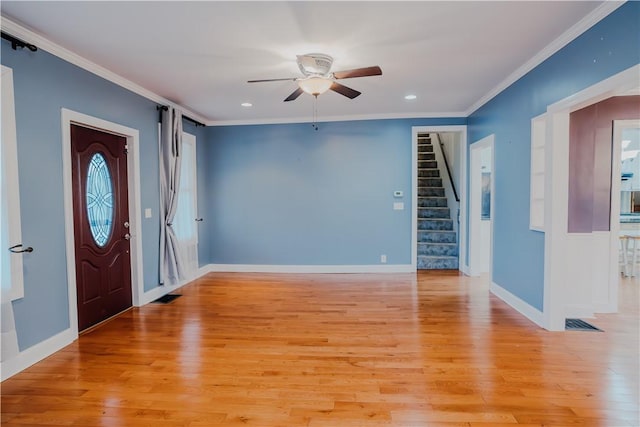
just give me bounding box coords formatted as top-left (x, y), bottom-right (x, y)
top-left (241, 102), bottom-right (253, 107)
top-left (404, 94), bottom-right (417, 100)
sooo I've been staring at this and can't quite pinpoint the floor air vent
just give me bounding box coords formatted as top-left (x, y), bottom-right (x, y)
top-left (565, 318), bottom-right (602, 331)
top-left (153, 294), bottom-right (182, 304)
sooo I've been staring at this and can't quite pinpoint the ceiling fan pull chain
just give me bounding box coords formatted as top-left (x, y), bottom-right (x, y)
top-left (312, 96), bottom-right (319, 131)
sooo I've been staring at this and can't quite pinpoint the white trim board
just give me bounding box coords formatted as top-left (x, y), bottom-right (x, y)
top-left (0, 328), bottom-right (75, 381)
top-left (208, 264), bottom-right (414, 274)
top-left (465, 1), bottom-right (625, 115)
top-left (0, 17), bottom-right (208, 125)
top-left (490, 281), bottom-right (544, 328)
top-left (208, 112), bottom-right (467, 127)
top-left (2, 1), bottom-right (624, 127)
top-left (138, 264), bottom-right (213, 308)
top-left (140, 278), bottom-right (188, 306)
top-left (546, 65), bottom-right (640, 114)
top-left (1, 265), bottom-right (212, 381)
top-left (543, 64), bottom-right (640, 332)
top-left (0, 16), bottom-right (465, 127)
top-left (565, 304), bottom-right (596, 320)
top-left (2, 2), bottom-right (624, 128)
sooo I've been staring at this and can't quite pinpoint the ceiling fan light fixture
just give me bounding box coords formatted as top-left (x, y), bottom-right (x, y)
top-left (297, 53), bottom-right (333, 76)
top-left (297, 77), bottom-right (333, 96)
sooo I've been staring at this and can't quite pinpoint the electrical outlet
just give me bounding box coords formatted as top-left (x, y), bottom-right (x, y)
top-left (380, 254), bottom-right (387, 263)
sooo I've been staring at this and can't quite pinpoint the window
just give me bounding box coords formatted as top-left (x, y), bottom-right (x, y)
top-left (86, 153), bottom-right (114, 247)
top-left (173, 132), bottom-right (199, 278)
top-left (1, 65), bottom-right (24, 301)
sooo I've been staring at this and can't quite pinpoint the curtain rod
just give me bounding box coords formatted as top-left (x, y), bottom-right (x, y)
top-left (1, 33), bottom-right (206, 128)
top-left (156, 105), bottom-right (205, 127)
top-left (1, 31), bottom-right (38, 51)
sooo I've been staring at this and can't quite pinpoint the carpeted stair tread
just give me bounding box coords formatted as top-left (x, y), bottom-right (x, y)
top-left (417, 255), bottom-right (459, 270)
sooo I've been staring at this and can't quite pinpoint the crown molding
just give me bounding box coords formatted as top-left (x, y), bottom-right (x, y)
top-left (0, 16), bottom-right (209, 124)
top-left (465, 1), bottom-right (626, 116)
top-left (3, 0), bottom-right (624, 128)
top-left (206, 111), bottom-right (467, 127)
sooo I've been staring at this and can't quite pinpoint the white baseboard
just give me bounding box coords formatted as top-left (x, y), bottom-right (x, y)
top-left (198, 264), bottom-right (216, 275)
top-left (139, 282), bottom-right (185, 306)
top-left (593, 301), bottom-right (616, 314)
top-left (460, 264), bottom-right (470, 276)
top-left (2, 267), bottom-right (216, 381)
top-left (565, 304), bottom-right (595, 319)
top-left (1, 328), bottom-right (75, 381)
top-left (490, 281), bottom-right (544, 328)
top-left (139, 266), bottom-right (214, 305)
top-left (207, 263), bottom-right (415, 274)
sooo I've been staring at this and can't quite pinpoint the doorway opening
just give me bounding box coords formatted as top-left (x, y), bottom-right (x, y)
top-left (411, 126), bottom-right (467, 272)
top-left (469, 135), bottom-right (494, 278)
top-left (543, 65), bottom-right (640, 331)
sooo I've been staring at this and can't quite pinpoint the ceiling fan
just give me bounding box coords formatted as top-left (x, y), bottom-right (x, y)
top-left (248, 53), bottom-right (382, 102)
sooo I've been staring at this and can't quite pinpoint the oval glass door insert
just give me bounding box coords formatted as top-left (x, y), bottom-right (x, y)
top-left (86, 153), bottom-right (114, 247)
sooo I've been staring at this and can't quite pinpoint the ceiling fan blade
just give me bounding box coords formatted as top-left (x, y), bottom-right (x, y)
top-left (333, 66), bottom-right (382, 79)
top-left (247, 77), bottom-right (297, 83)
top-left (330, 82), bottom-right (361, 99)
top-left (284, 87), bottom-right (304, 102)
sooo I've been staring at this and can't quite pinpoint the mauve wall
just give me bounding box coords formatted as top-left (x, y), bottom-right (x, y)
top-left (568, 96), bottom-right (640, 233)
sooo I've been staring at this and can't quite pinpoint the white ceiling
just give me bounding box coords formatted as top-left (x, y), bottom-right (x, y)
top-left (1, 1), bottom-right (607, 125)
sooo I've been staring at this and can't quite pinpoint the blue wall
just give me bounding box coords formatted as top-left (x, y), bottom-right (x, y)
top-left (467, 2), bottom-right (640, 311)
top-left (206, 118), bottom-right (464, 266)
top-left (0, 44), bottom-right (185, 350)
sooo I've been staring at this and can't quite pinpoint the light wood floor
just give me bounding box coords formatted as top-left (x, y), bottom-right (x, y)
top-left (1, 272), bottom-right (638, 426)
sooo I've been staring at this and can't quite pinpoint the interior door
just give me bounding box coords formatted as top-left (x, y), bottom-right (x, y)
top-left (71, 124), bottom-right (132, 331)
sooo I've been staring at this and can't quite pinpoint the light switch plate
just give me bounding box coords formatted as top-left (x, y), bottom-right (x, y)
top-left (393, 202), bottom-right (404, 210)
top-left (145, 208), bottom-right (152, 218)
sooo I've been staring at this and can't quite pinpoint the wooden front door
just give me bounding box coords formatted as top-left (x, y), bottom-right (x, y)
top-left (71, 124), bottom-right (132, 331)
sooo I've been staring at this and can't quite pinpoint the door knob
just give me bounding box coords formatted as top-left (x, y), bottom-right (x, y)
top-left (123, 233), bottom-right (131, 240)
top-left (124, 221), bottom-right (130, 228)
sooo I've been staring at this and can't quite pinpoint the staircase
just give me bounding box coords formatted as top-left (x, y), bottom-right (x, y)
top-left (417, 135), bottom-right (459, 270)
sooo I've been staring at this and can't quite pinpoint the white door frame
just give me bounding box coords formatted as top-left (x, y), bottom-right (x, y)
top-left (469, 135), bottom-right (495, 278)
top-left (61, 109), bottom-right (144, 338)
top-left (543, 64), bottom-right (640, 331)
top-left (610, 119), bottom-right (640, 309)
top-left (412, 125), bottom-right (467, 272)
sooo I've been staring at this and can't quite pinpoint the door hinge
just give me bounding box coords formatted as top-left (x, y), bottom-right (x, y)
top-left (124, 144), bottom-right (129, 154)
